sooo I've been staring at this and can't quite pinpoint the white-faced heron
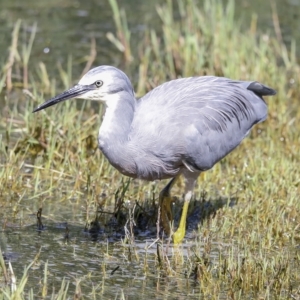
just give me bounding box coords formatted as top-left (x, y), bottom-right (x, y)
top-left (33, 65), bottom-right (276, 243)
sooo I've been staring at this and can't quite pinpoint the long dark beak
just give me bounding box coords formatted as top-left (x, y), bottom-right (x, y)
top-left (33, 84), bottom-right (95, 112)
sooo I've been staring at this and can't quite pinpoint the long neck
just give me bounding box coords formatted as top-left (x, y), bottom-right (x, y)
top-left (98, 92), bottom-right (137, 177)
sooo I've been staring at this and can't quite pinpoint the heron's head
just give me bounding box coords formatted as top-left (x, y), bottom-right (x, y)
top-left (33, 65), bottom-right (134, 112)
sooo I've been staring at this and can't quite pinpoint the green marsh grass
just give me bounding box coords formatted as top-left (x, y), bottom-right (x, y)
top-left (0, 0), bottom-right (300, 298)
top-left (107, 0), bottom-right (132, 63)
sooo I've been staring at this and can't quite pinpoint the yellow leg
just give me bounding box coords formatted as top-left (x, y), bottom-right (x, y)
top-left (159, 171), bottom-right (199, 243)
top-left (173, 199), bottom-right (190, 244)
top-left (172, 170), bottom-right (199, 244)
top-left (159, 176), bottom-right (178, 235)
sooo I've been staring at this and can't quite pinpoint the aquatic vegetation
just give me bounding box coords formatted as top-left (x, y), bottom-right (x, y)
top-left (0, 0), bottom-right (299, 298)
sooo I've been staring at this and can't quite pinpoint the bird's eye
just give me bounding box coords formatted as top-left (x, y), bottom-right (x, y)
top-left (95, 80), bottom-right (103, 88)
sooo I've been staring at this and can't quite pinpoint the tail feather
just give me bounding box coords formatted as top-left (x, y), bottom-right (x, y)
top-left (247, 81), bottom-right (276, 96)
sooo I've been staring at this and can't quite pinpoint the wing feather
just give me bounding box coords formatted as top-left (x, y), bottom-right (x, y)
top-left (128, 76), bottom-right (273, 177)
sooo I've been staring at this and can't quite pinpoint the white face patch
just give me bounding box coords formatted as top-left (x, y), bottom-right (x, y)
top-left (76, 89), bottom-right (99, 101)
top-left (79, 69), bottom-right (116, 89)
top-left (75, 65), bottom-right (135, 107)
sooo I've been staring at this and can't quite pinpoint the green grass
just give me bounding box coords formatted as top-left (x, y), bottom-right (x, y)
top-left (1, 0), bottom-right (300, 298)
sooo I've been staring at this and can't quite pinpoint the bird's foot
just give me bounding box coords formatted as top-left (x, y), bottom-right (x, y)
top-left (173, 226), bottom-right (186, 244)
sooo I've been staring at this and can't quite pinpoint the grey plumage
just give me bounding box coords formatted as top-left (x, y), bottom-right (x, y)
top-left (127, 76), bottom-right (273, 179)
top-left (33, 65), bottom-right (276, 242)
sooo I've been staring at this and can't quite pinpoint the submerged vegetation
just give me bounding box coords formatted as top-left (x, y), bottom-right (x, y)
top-left (0, 0), bottom-right (300, 298)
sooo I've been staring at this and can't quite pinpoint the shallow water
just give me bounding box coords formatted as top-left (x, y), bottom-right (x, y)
top-left (0, 0), bottom-right (300, 298)
top-left (0, 199), bottom-right (206, 298)
top-left (0, 184), bottom-right (233, 297)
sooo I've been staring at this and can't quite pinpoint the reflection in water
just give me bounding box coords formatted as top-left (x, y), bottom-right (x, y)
top-left (0, 194), bottom-right (229, 297)
top-left (0, 186), bottom-right (236, 297)
top-left (0, 220), bottom-right (202, 297)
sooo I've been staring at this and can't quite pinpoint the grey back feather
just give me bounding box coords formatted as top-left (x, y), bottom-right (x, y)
top-left (127, 76), bottom-right (275, 178)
